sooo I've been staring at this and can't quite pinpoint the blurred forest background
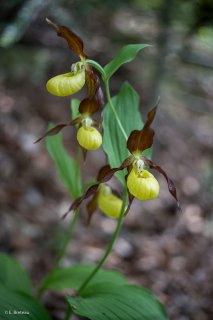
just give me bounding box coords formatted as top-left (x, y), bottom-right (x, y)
top-left (0, 0), bottom-right (213, 319)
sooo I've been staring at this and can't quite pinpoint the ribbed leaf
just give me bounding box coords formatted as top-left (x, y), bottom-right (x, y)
top-left (46, 125), bottom-right (82, 199)
top-left (104, 44), bottom-right (150, 80)
top-left (0, 253), bottom-right (32, 295)
top-left (68, 282), bottom-right (168, 320)
top-left (103, 82), bottom-right (143, 184)
top-left (0, 284), bottom-right (51, 320)
top-left (40, 264), bottom-right (127, 291)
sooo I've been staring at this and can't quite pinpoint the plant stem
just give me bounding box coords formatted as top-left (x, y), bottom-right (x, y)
top-left (77, 189), bottom-right (128, 295)
top-left (105, 81), bottom-right (128, 141)
top-left (64, 304), bottom-right (73, 320)
top-left (87, 59), bottom-right (128, 141)
top-left (37, 210), bottom-right (79, 298)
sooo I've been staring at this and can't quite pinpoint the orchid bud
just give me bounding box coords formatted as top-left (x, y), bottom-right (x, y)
top-left (97, 185), bottom-right (123, 218)
top-left (127, 168), bottom-right (159, 200)
top-left (46, 62), bottom-right (85, 96)
top-left (77, 126), bottom-right (102, 150)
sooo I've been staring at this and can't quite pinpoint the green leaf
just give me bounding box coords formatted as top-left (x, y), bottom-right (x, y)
top-left (46, 126), bottom-right (82, 199)
top-left (0, 253), bottom-right (32, 295)
top-left (0, 284), bottom-right (51, 320)
top-left (40, 264), bottom-right (127, 291)
top-left (70, 98), bottom-right (80, 120)
top-left (68, 282), bottom-right (168, 320)
top-left (104, 44), bottom-right (150, 80)
top-left (103, 82), bottom-right (143, 184)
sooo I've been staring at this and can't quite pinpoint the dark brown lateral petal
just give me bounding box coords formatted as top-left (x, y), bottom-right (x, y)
top-left (79, 97), bottom-right (99, 115)
top-left (62, 184), bottom-right (99, 219)
top-left (34, 118), bottom-right (81, 143)
top-left (46, 18), bottom-right (87, 58)
top-left (124, 192), bottom-right (135, 216)
top-left (97, 156), bottom-right (134, 182)
top-left (95, 85), bottom-right (105, 109)
top-left (127, 100), bottom-right (159, 154)
top-left (86, 191), bottom-right (99, 224)
top-left (142, 157), bottom-right (181, 210)
top-left (85, 69), bottom-right (99, 97)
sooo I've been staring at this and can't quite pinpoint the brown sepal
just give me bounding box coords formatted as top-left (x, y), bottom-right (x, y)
top-left (79, 97), bottom-right (99, 115)
top-left (142, 157), bottom-right (181, 210)
top-left (127, 99), bottom-right (159, 154)
top-left (34, 117), bottom-right (81, 143)
top-left (46, 18), bottom-right (87, 58)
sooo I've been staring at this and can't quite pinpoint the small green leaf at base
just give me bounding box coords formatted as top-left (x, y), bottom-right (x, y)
top-left (104, 44), bottom-right (150, 80)
top-left (0, 284), bottom-right (51, 320)
top-left (0, 253), bottom-right (32, 295)
top-left (67, 282), bottom-right (168, 320)
top-left (40, 264), bottom-right (127, 292)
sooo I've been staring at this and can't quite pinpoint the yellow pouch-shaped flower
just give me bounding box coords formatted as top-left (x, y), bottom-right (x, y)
top-left (127, 169), bottom-right (159, 200)
top-left (77, 126), bottom-right (102, 150)
top-left (46, 62), bottom-right (85, 96)
top-left (97, 186), bottom-right (123, 219)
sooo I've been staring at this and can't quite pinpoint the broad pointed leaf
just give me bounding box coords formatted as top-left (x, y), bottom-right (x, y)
top-left (68, 282), bottom-right (168, 320)
top-left (104, 44), bottom-right (150, 80)
top-left (0, 254), bottom-right (32, 295)
top-left (102, 82), bottom-right (143, 184)
top-left (0, 284), bottom-right (51, 320)
top-left (40, 264), bottom-right (127, 292)
top-left (46, 125), bottom-right (82, 199)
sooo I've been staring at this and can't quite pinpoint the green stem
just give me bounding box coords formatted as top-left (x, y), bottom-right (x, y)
top-left (77, 189), bottom-right (128, 295)
top-left (37, 210), bottom-right (79, 298)
top-left (105, 81), bottom-right (128, 141)
top-left (64, 304), bottom-right (72, 320)
top-left (87, 59), bottom-right (128, 141)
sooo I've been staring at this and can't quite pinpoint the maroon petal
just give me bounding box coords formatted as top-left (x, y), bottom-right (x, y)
top-left (86, 191), bottom-right (99, 224)
top-left (46, 18), bottom-right (87, 58)
top-left (34, 118), bottom-right (81, 143)
top-left (127, 99), bottom-right (159, 154)
top-left (142, 157), bottom-right (181, 210)
top-left (79, 97), bottom-right (99, 115)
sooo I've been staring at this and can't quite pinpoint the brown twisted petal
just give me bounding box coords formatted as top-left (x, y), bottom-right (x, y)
top-left (127, 99), bottom-right (159, 154)
top-left (34, 117), bottom-right (81, 143)
top-left (142, 157), bottom-right (181, 210)
top-left (86, 191), bottom-right (99, 224)
top-left (46, 18), bottom-right (87, 58)
top-left (85, 69), bottom-right (99, 96)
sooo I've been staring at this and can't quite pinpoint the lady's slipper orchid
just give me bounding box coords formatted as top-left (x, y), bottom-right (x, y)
top-left (64, 101), bottom-right (180, 220)
top-left (97, 184), bottom-right (123, 219)
top-left (35, 19), bottom-right (104, 151)
top-left (77, 125), bottom-right (102, 150)
top-left (46, 62), bottom-right (86, 96)
top-left (127, 167), bottom-right (159, 201)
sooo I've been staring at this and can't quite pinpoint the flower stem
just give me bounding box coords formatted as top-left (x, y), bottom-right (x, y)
top-left (37, 210), bottom-right (79, 298)
top-left (77, 189), bottom-right (128, 295)
top-left (87, 59), bottom-right (128, 141)
top-left (105, 81), bottom-right (128, 141)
